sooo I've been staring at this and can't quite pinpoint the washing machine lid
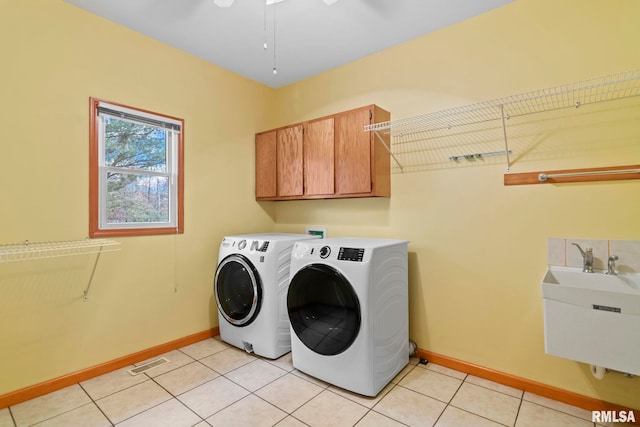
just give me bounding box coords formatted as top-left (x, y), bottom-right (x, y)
top-left (214, 254), bottom-right (262, 327)
top-left (287, 263), bottom-right (361, 356)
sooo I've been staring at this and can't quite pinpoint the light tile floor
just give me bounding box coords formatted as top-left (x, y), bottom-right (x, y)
top-left (0, 337), bottom-right (614, 427)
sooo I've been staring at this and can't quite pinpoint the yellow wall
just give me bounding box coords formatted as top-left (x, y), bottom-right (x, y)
top-left (0, 1), bottom-right (277, 395)
top-left (272, 0), bottom-right (640, 409)
top-left (1, 0), bottom-right (639, 412)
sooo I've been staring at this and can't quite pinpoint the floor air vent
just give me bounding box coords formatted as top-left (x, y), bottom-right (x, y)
top-left (128, 357), bottom-right (169, 376)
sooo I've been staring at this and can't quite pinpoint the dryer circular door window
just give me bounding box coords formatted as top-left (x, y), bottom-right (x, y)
top-left (215, 254), bottom-right (262, 327)
top-left (287, 263), bottom-right (361, 356)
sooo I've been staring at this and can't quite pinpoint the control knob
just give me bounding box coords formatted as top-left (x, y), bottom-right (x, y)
top-left (319, 246), bottom-right (331, 259)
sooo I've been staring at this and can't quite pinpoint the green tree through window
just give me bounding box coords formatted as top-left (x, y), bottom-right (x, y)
top-left (105, 118), bottom-right (169, 223)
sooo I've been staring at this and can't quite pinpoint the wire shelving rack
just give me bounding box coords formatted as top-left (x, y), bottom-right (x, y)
top-left (0, 239), bottom-right (121, 301)
top-left (365, 69), bottom-right (640, 172)
top-left (0, 239), bottom-right (120, 262)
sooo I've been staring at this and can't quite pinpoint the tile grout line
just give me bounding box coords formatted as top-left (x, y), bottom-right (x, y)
top-left (153, 371), bottom-right (232, 424)
top-left (144, 347), bottom-right (295, 424)
top-left (7, 406), bottom-right (17, 427)
top-left (512, 392), bottom-right (525, 427)
top-left (461, 375), bottom-right (524, 400)
top-left (445, 404), bottom-right (513, 427)
top-left (26, 382), bottom-right (115, 427)
top-left (401, 366), bottom-right (533, 427)
top-left (26, 403), bottom-right (112, 427)
top-left (221, 360), bottom-right (319, 424)
top-left (182, 340), bottom-right (334, 424)
top-left (253, 377), bottom-right (321, 417)
top-left (431, 371), bottom-right (469, 426)
top-left (93, 374), bottom-right (172, 426)
top-left (446, 379), bottom-right (521, 427)
top-left (358, 363), bottom-right (438, 426)
top-left (86, 363), bottom-right (204, 427)
top-left (521, 393), bottom-right (597, 422)
top-left (145, 372), bottom-right (208, 427)
top-left (524, 400), bottom-right (601, 426)
top-left (79, 380), bottom-right (117, 427)
top-left (218, 351), bottom-right (388, 426)
top-left (361, 382), bottom-right (413, 427)
top-left (349, 364), bottom-right (428, 426)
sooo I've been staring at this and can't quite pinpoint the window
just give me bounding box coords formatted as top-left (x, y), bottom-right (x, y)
top-left (89, 98), bottom-right (184, 237)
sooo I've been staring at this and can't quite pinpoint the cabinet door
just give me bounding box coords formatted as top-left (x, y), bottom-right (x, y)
top-left (304, 117), bottom-right (334, 196)
top-left (370, 105), bottom-right (391, 197)
top-left (335, 107), bottom-right (371, 195)
top-left (277, 125), bottom-right (304, 197)
top-left (255, 131), bottom-right (277, 199)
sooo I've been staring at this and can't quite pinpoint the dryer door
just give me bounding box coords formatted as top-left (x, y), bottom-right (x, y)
top-left (215, 254), bottom-right (262, 327)
top-left (287, 263), bottom-right (361, 356)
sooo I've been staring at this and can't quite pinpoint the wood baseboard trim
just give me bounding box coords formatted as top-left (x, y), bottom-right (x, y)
top-left (418, 349), bottom-right (639, 425)
top-left (0, 327), bottom-right (218, 409)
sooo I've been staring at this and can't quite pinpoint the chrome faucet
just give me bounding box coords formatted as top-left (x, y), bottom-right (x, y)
top-left (607, 255), bottom-right (619, 275)
top-left (572, 243), bottom-right (593, 273)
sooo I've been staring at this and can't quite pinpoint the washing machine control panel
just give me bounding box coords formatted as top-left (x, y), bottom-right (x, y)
top-left (337, 247), bottom-right (365, 262)
top-left (231, 239), bottom-right (270, 252)
top-left (251, 240), bottom-right (270, 252)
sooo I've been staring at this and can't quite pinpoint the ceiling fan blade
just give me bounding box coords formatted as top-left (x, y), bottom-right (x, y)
top-left (214, 0), bottom-right (336, 7)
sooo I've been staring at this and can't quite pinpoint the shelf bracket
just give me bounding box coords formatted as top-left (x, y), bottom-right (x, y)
top-left (500, 104), bottom-right (511, 171)
top-left (83, 248), bottom-right (103, 302)
top-left (373, 130), bottom-right (404, 173)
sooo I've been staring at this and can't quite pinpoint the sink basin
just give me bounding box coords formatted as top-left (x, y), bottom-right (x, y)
top-left (541, 266), bottom-right (640, 376)
top-left (542, 266), bottom-right (640, 315)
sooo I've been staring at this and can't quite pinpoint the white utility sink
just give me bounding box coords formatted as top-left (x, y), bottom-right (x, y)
top-left (541, 266), bottom-right (640, 376)
top-left (542, 266), bottom-right (640, 314)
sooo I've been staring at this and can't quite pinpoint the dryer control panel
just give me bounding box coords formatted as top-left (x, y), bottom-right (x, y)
top-left (337, 247), bottom-right (365, 262)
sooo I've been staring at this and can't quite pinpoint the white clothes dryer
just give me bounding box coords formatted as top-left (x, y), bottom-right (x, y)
top-left (214, 233), bottom-right (320, 359)
top-left (287, 237), bottom-right (409, 396)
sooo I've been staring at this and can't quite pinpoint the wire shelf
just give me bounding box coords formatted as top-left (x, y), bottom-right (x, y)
top-left (365, 69), bottom-right (640, 172)
top-left (0, 239), bottom-right (120, 263)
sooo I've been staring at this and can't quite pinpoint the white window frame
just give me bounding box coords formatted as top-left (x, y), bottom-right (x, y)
top-left (89, 98), bottom-right (184, 237)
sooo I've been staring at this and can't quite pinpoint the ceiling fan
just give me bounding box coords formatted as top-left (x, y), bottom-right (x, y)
top-left (214, 0), bottom-right (339, 6)
top-left (212, 0), bottom-right (340, 76)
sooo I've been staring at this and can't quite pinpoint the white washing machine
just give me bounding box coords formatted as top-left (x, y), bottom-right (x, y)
top-left (214, 233), bottom-right (320, 359)
top-left (287, 237), bottom-right (409, 396)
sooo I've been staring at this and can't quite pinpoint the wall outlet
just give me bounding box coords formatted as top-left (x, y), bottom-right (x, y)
top-left (306, 226), bottom-right (327, 239)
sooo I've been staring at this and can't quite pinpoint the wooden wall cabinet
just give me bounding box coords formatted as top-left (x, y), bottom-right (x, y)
top-left (255, 105), bottom-right (390, 201)
top-left (255, 130), bottom-right (277, 198)
top-left (304, 117), bottom-right (335, 196)
top-left (276, 125), bottom-right (304, 197)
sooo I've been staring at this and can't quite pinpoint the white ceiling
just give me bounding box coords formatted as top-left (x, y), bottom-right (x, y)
top-left (63, 0), bottom-right (513, 88)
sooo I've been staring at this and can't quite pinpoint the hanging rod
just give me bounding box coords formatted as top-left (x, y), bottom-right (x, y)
top-left (539, 168), bottom-right (640, 182)
top-left (504, 164), bottom-right (640, 186)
